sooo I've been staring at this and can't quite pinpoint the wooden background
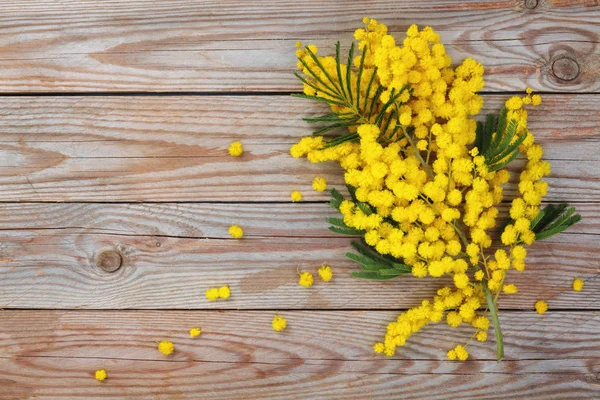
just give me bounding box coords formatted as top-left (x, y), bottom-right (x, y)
top-left (0, 1), bottom-right (598, 398)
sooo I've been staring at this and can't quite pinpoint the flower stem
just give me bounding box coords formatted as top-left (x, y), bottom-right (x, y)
top-left (483, 281), bottom-right (504, 361)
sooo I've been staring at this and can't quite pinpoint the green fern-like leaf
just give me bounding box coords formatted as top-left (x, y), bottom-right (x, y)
top-left (475, 107), bottom-right (526, 172)
top-left (531, 203), bottom-right (581, 241)
top-left (294, 41), bottom-right (410, 148)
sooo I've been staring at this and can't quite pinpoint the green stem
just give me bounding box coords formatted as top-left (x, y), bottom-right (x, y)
top-left (483, 281), bottom-right (504, 361)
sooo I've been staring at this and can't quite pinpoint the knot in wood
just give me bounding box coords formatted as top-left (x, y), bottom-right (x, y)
top-left (524, 0), bottom-right (538, 9)
top-left (97, 251), bottom-right (122, 272)
top-left (552, 57), bottom-right (580, 81)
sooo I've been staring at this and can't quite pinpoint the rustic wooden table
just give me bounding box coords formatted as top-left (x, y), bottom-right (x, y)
top-left (0, 1), bottom-right (598, 399)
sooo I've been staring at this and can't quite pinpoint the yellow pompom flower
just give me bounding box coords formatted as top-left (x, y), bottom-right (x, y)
top-left (228, 141), bottom-right (243, 156)
top-left (535, 300), bottom-right (548, 314)
top-left (218, 286), bottom-right (231, 299)
top-left (95, 369), bottom-right (107, 381)
top-left (474, 270), bottom-right (485, 281)
top-left (189, 327), bottom-right (202, 337)
top-left (158, 340), bottom-right (174, 355)
top-left (291, 190), bottom-right (303, 202)
top-left (373, 342), bottom-right (385, 354)
top-left (447, 349), bottom-right (457, 360)
top-left (453, 345), bottom-right (469, 361)
top-left (476, 331), bottom-right (488, 342)
top-left (572, 278), bottom-right (584, 292)
top-left (228, 224), bottom-right (244, 238)
top-left (272, 314), bottom-right (287, 331)
top-left (298, 271), bottom-right (314, 287)
top-left (531, 94), bottom-right (542, 106)
top-left (318, 264), bottom-right (333, 282)
top-left (312, 176), bottom-right (327, 192)
top-left (502, 284), bottom-right (518, 294)
top-left (205, 287), bottom-right (220, 301)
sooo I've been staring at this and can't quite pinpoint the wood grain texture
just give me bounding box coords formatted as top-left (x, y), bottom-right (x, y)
top-left (0, 94), bottom-right (598, 201)
top-left (0, 202), bottom-right (597, 238)
top-left (0, 230), bottom-right (597, 309)
top-left (1, 357), bottom-right (597, 400)
top-left (0, 310), bottom-right (598, 399)
top-left (0, 1), bottom-right (598, 93)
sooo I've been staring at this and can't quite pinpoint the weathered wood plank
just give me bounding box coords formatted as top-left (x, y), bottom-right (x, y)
top-left (0, 231), bottom-right (597, 309)
top-left (0, 202), bottom-right (596, 238)
top-left (3, 310), bottom-right (598, 362)
top-left (1, 357), bottom-right (597, 400)
top-left (0, 1), bottom-right (598, 93)
top-left (0, 95), bottom-right (597, 202)
top-left (0, 311), bottom-right (598, 399)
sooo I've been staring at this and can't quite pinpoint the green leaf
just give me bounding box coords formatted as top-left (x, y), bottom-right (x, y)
top-left (351, 241), bottom-right (396, 267)
top-left (331, 188), bottom-right (344, 202)
top-left (531, 203), bottom-right (581, 241)
top-left (304, 45), bottom-right (340, 95)
top-left (328, 226), bottom-right (364, 236)
top-left (320, 132), bottom-right (359, 149)
top-left (378, 268), bottom-right (411, 276)
top-left (352, 271), bottom-right (400, 280)
top-left (346, 253), bottom-right (389, 271)
top-left (355, 46), bottom-right (366, 108)
top-left (475, 120), bottom-right (484, 151)
top-left (335, 41), bottom-right (347, 100)
top-left (346, 42), bottom-right (355, 104)
top-left (326, 217), bottom-right (347, 227)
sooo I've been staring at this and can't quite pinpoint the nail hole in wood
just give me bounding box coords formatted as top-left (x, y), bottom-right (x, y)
top-left (97, 251), bottom-right (123, 272)
top-left (552, 57), bottom-right (580, 81)
top-left (525, 0), bottom-right (538, 9)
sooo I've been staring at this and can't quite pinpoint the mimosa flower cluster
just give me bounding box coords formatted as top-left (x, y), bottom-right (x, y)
top-left (292, 18), bottom-right (580, 360)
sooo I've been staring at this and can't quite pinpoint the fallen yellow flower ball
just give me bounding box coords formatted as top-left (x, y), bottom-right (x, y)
top-left (205, 287), bottom-right (220, 301)
top-left (312, 176), bottom-right (327, 192)
top-left (291, 190), bottom-right (303, 202)
top-left (318, 264), bottom-right (333, 282)
top-left (189, 327), bottom-right (202, 337)
top-left (447, 344), bottom-right (469, 361)
top-left (572, 278), bottom-right (584, 292)
top-left (158, 340), bottom-right (174, 355)
top-left (272, 314), bottom-right (287, 332)
top-left (228, 141), bottom-right (243, 156)
top-left (228, 224), bottom-right (243, 238)
top-left (218, 286), bottom-right (231, 299)
top-left (95, 369), bottom-right (107, 381)
top-left (535, 300), bottom-right (548, 314)
top-left (298, 271), bottom-right (314, 287)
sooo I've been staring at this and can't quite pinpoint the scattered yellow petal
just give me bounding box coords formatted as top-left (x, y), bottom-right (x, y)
top-left (502, 284), bottom-right (518, 294)
top-left (291, 190), bottom-right (303, 202)
top-left (95, 369), bottom-right (107, 381)
top-left (318, 264), bottom-right (333, 282)
top-left (272, 314), bottom-right (287, 332)
top-left (189, 327), bottom-right (202, 338)
top-left (298, 271), bottom-right (314, 287)
top-left (228, 224), bottom-right (244, 238)
top-left (158, 340), bottom-right (174, 356)
top-left (228, 141), bottom-right (243, 156)
top-left (535, 300), bottom-right (548, 314)
top-left (312, 176), bottom-right (327, 192)
top-left (218, 286), bottom-right (231, 299)
top-left (572, 278), bottom-right (584, 292)
top-left (205, 288), bottom-right (220, 301)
